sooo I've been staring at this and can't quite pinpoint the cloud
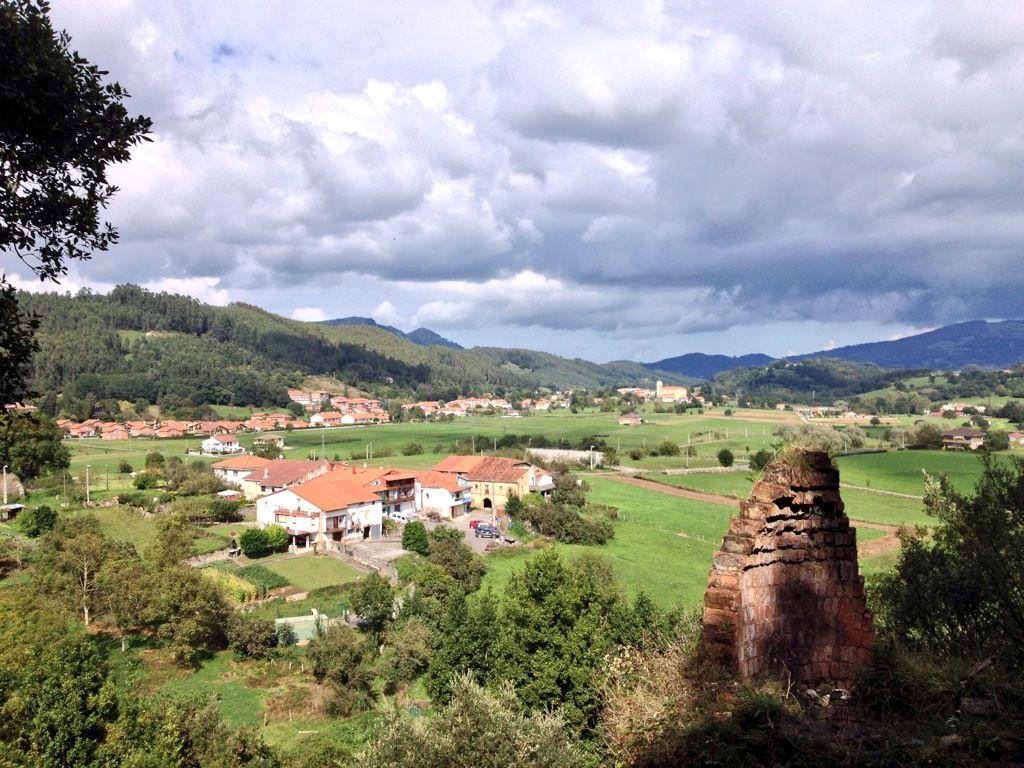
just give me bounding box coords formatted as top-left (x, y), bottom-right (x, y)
top-left (38, 0), bottom-right (1024, 353)
top-left (371, 300), bottom-right (405, 327)
top-left (291, 307), bottom-right (327, 322)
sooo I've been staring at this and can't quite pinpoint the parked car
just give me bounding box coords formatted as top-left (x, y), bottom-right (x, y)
top-left (389, 511), bottom-right (417, 523)
top-left (469, 519), bottom-right (481, 528)
top-left (475, 524), bottom-right (501, 539)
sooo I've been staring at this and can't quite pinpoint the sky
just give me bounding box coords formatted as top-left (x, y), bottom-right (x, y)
top-left (8, 1), bottom-right (1024, 362)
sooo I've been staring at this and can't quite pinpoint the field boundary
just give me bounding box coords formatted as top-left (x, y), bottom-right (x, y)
top-left (839, 483), bottom-right (923, 500)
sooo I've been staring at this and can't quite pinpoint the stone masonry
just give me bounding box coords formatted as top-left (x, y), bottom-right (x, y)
top-left (702, 450), bottom-right (874, 686)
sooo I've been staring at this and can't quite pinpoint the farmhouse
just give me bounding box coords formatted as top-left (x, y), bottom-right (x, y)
top-left (655, 380), bottom-right (689, 403)
top-left (618, 412), bottom-right (643, 426)
top-left (202, 434), bottom-right (244, 454)
top-left (256, 476), bottom-right (382, 550)
top-left (240, 459), bottom-right (331, 500)
top-left (942, 427), bottom-right (987, 450)
top-left (1010, 432), bottom-right (1024, 446)
top-left (413, 470), bottom-right (472, 518)
top-left (309, 411), bottom-right (344, 426)
top-left (433, 455), bottom-right (554, 510)
top-left (212, 454), bottom-right (272, 486)
top-left (312, 466), bottom-right (418, 518)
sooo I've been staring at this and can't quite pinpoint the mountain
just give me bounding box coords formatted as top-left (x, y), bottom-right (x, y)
top-left (649, 320), bottom-right (1024, 379)
top-left (712, 358), bottom-right (911, 404)
top-left (321, 316), bottom-right (463, 350)
top-left (18, 285), bottom-right (677, 408)
top-left (405, 327), bottom-right (463, 350)
top-left (796, 320), bottom-right (1024, 369)
top-left (645, 352), bottom-right (775, 380)
top-left (470, 347), bottom-right (694, 390)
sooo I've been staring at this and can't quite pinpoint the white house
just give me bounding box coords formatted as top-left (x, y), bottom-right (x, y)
top-left (203, 434), bottom-right (244, 454)
top-left (255, 477), bottom-right (382, 551)
top-left (413, 471), bottom-right (472, 519)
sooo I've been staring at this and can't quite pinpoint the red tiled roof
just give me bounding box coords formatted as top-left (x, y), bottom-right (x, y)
top-left (433, 455), bottom-right (528, 483)
top-left (212, 455), bottom-right (272, 471)
top-left (414, 470), bottom-right (465, 493)
top-left (290, 478), bottom-right (380, 511)
top-left (256, 460), bottom-right (328, 488)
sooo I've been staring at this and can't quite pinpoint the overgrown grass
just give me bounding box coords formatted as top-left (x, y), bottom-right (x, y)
top-left (262, 556), bottom-right (363, 592)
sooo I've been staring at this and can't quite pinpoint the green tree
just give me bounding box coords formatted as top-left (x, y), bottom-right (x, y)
top-left (874, 456), bottom-right (1024, 666)
top-left (504, 493), bottom-right (524, 519)
top-left (378, 617), bottom-right (433, 692)
top-left (987, 430), bottom-right (1010, 451)
top-left (150, 566), bottom-right (229, 666)
top-left (238, 528), bottom-right (271, 558)
top-left (401, 441), bottom-right (424, 456)
top-left (428, 526), bottom-right (486, 592)
top-left (401, 520), bottom-right (429, 555)
top-left (491, 550), bottom-right (630, 728)
top-left (17, 503), bottom-right (56, 537)
top-left (425, 591), bottom-right (499, 703)
top-left (350, 572), bottom-right (395, 634)
top-left (717, 448), bottom-right (735, 467)
top-left (0, 0), bottom-right (150, 403)
top-left (98, 554), bottom-right (152, 652)
top-left (34, 515), bottom-right (124, 625)
top-left (264, 524), bottom-right (289, 552)
top-left (306, 623), bottom-right (374, 716)
top-left (655, 439), bottom-right (680, 457)
top-left (363, 675), bottom-right (585, 768)
top-left (10, 634), bottom-right (115, 768)
top-left (251, 440), bottom-right (281, 460)
top-left (144, 450), bottom-right (165, 469)
top-left (0, 412), bottom-right (69, 480)
top-left (226, 614), bottom-right (279, 660)
top-left (117, 459), bottom-right (132, 474)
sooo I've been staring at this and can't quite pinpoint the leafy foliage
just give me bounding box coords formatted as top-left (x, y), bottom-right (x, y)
top-left (873, 456), bottom-right (1024, 667)
top-left (401, 520), bottom-right (429, 555)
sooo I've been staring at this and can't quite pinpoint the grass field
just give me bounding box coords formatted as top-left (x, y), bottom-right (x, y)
top-left (835, 450), bottom-right (1002, 496)
top-left (482, 475), bottom-right (899, 609)
top-left (484, 477), bottom-right (735, 609)
top-left (648, 470), bottom-right (931, 527)
top-left (260, 556), bottom-right (363, 592)
top-left (63, 407), bottom-right (802, 483)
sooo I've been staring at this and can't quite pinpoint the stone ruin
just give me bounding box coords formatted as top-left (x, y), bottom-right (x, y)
top-left (702, 450), bottom-right (874, 686)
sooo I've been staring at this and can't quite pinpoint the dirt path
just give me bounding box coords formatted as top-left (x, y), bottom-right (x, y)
top-left (603, 474), bottom-right (740, 507)
top-left (602, 474), bottom-right (902, 559)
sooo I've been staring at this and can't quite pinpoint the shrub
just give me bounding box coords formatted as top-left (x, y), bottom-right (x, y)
top-left (628, 449), bottom-right (645, 461)
top-left (717, 448), bottom-right (734, 467)
top-left (208, 498), bottom-right (242, 523)
top-left (144, 451), bottom-right (165, 469)
top-left (201, 567), bottom-right (258, 603)
top-left (749, 449), bottom-right (773, 473)
top-left (118, 460), bottom-right (132, 474)
top-left (276, 623), bottom-right (298, 648)
top-left (227, 614), bottom-right (278, 660)
top-left (402, 442), bottom-right (424, 456)
top-left (655, 439), bottom-right (680, 457)
top-left (18, 505), bottom-right (57, 537)
top-left (133, 472), bottom-right (159, 490)
top-left (265, 524), bottom-right (289, 552)
top-left (402, 520), bottom-right (429, 555)
top-left (522, 501), bottom-right (614, 545)
top-left (238, 528), bottom-right (271, 558)
top-left (987, 430), bottom-right (1010, 451)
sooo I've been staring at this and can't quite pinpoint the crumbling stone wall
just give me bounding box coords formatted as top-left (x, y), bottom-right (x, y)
top-left (702, 450), bottom-right (873, 685)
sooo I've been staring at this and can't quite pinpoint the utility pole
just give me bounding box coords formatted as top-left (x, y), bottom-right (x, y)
top-left (472, 436), bottom-right (475, 454)
top-left (590, 445), bottom-right (595, 470)
top-left (321, 427), bottom-right (325, 459)
top-left (2, 465), bottom-right (7, 505)
top-left (85, 465), bottom-right (91, 504)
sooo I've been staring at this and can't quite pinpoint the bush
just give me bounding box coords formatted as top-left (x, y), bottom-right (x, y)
top-left (18, 505), bottom-right (57, 537)
top-left (987, 430), bottom-right (1010, 451)
top-left (238, 528), bottom-right (271, 558)
top-left (265, 524), bottom-right (289, 552)
top-left (628, 448), bottom-right (645, 461)
top-left (717, 448), bottom-right (734, 467)
top-left (236, 564), bottom-right (289, 594)
top-left (749, 449), bottom-right (773, 472)
top-left (402, 520), bottom-right (429, 555)
top-left (144, 451), bottom-right (165, 469)
top-left (133, 472), bottom-right (159, 490)
top-left (402, 442), bottom-right (424, 456)
top-left (276, 623), bottom-right (298, 648)
top-left (118, 460), bottom-right (132, 474)
top-left (208, 498), bottom-right (242, 523)
top-left (655, 439), bottom-right (680, 457)
top-left (522, 501), bottom-right (614, 545)
top-left (227, 614), bottom-right (278, 660)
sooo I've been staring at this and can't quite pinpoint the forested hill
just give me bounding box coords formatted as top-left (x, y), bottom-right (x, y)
top-left (710, 357), bottom-right (919, 404)
top-left (18, 285), bottom-right (682, 407)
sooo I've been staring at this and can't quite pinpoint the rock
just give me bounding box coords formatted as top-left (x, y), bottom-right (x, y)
top-left (938, 734), bottom-right (962, 748)
top-left (960, 695), bottom-right (1000, 717)
top-left (701, 450), bottom-right (874, 686)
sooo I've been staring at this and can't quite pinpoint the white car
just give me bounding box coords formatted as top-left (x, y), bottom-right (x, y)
top-left (388, 510), bottom-right (418, 523)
